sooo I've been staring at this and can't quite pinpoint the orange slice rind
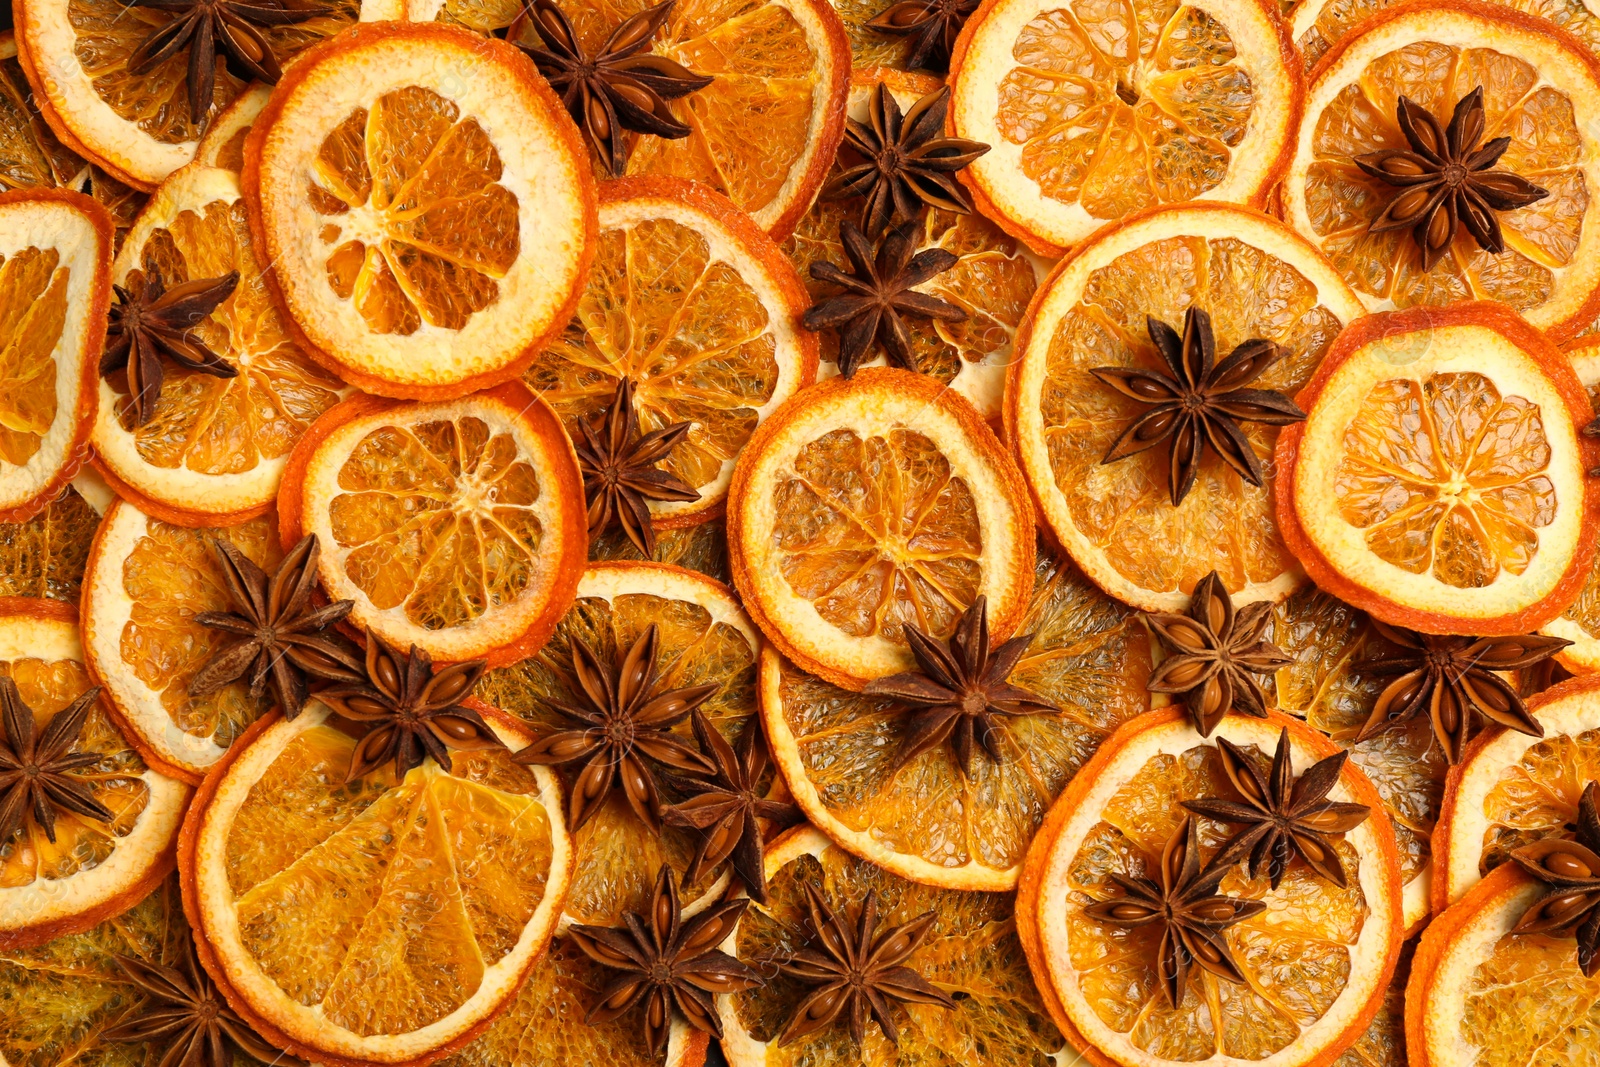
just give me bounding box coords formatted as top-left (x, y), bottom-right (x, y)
top-left (1541, 338), bottom-right (1600, 672)
top-left (194, 84), bottom-right (272, 174)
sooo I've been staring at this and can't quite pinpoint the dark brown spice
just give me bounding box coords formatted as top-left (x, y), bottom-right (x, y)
top-left (572, 377), bottom-right (700, 559)
top-left (865, 0), bottom-right (982, 73)
top-left (0, 677), bottom-right (112, 846)
top-left (101, 269), bottom-right (239, 427)
top-left (1510, 781), bottom-right (1600, 975)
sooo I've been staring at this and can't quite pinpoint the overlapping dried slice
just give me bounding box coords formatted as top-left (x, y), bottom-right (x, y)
top-left (281, 383), bottom-right (588, 665)
top-left (1277, 301), bottom-right (1600, 635)
top-left (946, 0), bottom-right (1302, 253)
top-left (182, 702), bottom-right (572, 1066)
top-left (728, 367), bottom-right (1035, 690)
top-left (193, 83), bottom-right (272, 173)
top-left (1017, 709), bottom-right (1403, 1067)
top-left (1291, 0), bottom-right (1600, 71)
top-left (0, 481), bottom-right (100, 603)
top-left (1007, 203), bottom-right (1365, 613)
top-left (1542, 338), bottom-right (1600, 671)
top-left (246, 22), bottom-right (596, 399)
top-left (591, 521), bottom-right (730, 582)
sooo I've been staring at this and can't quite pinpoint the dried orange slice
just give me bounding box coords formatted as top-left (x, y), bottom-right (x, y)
top-left (1277, 301), bottom-right (1600, 636)
top-left (761, 550), bottom-right (1151, 891)
top-left (1291, 0), bottom-right (1600, 71)
top-left (1007, 203), bottom-right (1366, 613)
top-left (1017, 708), bottom-right (1404, 1067)
top-left (946, 0), bottom-right (1302, 254)
top-left (0, 480), bottom-right (101, 603)
top-left (525, 177), bottom-right (817, 529)
top-left (590, 520), bottom-right (731, 582)
top-left (246, 22), bottom-right (597, 400)
top-left (181, 702), bottom-right (572, 1066)
top-left (194, 83), bottom-right (272, 173)
top-left (727, 367), bottom-right (1036, 690)
top-left (1282, 0), bottom-right (1600, 342)
top-left (411, 0), bottom-right (528, 35)
top-left (0, 597), bottom-right (190, 951)
top-left (280, 382), bottom-right (587, 666)
top-left (0, 187), bottom-right (111, 524)
top-left (92, 163), bottom-right (348, 526)
top-left (1541, 338), bottom-right (1600, 672)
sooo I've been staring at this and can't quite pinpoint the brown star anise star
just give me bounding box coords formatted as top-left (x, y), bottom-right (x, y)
top-left (1357, 87), bottom-right (1549, 267)
top-left (188, 534), bottom-right (363, 719)
top-left (0, 677), bottom-right (113, 846)
top-left (824, 83), bottom-right (989, 238)
top-left (863, 595), bottom-right (1056, 776)
top-left (573, 378), bottom-right (700, 558)
top-left (802, 220), bottom-right (966, 378)
top-left (1509, 780), bottom-right (1600, 974)
top-left (865, 0), bottom-right (981, 72)
top-left (569, 865), bottom-right (761, 1057)
top-left (1093, 307), bottom-right (1305, 506)
top-left (1084, 815), bottom-right (1266, 1008)
top-left (1354, 621), bottom-right (1570, 764)
top-left (102, 269), bottom-right (239, 426)
top-left (515, 623), bottom-right (716, 833)
top-left (317, 637), bottom-right (502, 782)
top-left (1146, 571), bottom-right (1292, 737)
top-left (1183, 729), bottom-right (1371, 888)
top-left (519, 0), bottom-right (712, 176)
top-left (778, 882), bottom-right (955, 1046)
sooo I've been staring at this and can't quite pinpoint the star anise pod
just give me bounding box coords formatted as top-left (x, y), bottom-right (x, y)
top-left (187, 534), bottom-right (363, 720)
top-left (573, 377), bottom-right (699, 558)
top-left (101, 269), bottom-right (239, 427)
top-left (865, 0), bottom-right (981, 72)
top-left (1145, 571), bottom-right (1291, 737)
top-left (1510, 780), bottom-right (1600, 974)
top-left (514, 623), bottom-right (716, 833)
top-left (102, 929), bottom-right (301, 1067)
top-left (1083, 815), bottom-right (1266, 1008)
top-left (1092, 307), bottom-right (1305, 506)
top-left (778, 881), bottom-right (955, 1046)
top-left (1183, 728), bottom-right (1371, 888)
top-left (0, 677), bottom-right (113, 847)
top-left (519, 0), bottom-right (713, 177)
top-left (802, 220), bottom-right (966, 378)
top-left (862, 595), bottom-right (1056, 776)
top-left (662, 710), bottom-right (801, 904)
top-left (125, 0), bottom-right (331, 127)
top-left (1354, 621), bottom-right (1570, 764)
top-left (1356, 87), bottom-right (1549, 268)
top-left (824, 83), bottom-right (989, 238)
top-left (569, 864), bottom-right (761, 1057)
top-left (317, 638), bottom-right (502, 782)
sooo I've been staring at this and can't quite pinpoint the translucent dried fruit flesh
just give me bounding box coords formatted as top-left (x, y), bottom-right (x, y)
top-left (311, 87), bottom-right (520, 335)
top-left (1039, 235), bottom-right (1343, 596)
top-left (1476, 728), bottom-right (1600, 877)
top-left (1463, 928), bottom-right (1600, 1063)
top-left (118, 515), bottom-right (280, 752)
top-left (1331, 984), bottom-right (1405, 1067)
top-left (0, 485), bottom-right (99, 602)
top-left (328, 415), bottom-right (544, 631)
top-left (0, 56), bottom-right (87, 193)
top-left (223, 726), bottom-right (554, 1035)
top-left (588, 521), bottom-right (730, 581)
top-left (1299, 0), bottom-right (1600, 75)
top-left (0, 246), bottom-right (65, 465)
top-left (994, 0), bottom-right (1254, 217)
top-left (434, 0), bottom-right (526, 34)
top-left (1332, 372), bottom-right (1555, 589)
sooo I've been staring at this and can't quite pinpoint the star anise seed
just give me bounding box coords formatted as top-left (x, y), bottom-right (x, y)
top-left (778, 882), bottom-right (955, 1046)
top-left (1093, 307), bottom-right (1305, 506)
top-left (1510, 781), bottom-right (1600, 975)
top-left (824, 83), bottom-right (989, 238)
top-left (865, 0), bottom-right (981, 72)
top-left (1083, 815), bottom-right (1266, 1008)
top-left (1145, 571), bottom-right (1292, 737)
top-left (1356, 87), bottom-right (1549, 268)
top-left (518, 0), bottom-right (713, 176)
top-left (514, 623), bottom-right (717, 833)
top-left (1354, 621), bottom-right (1569, 764)
top-left (863, 595), bottom-right (1056, 776)
top-left (573, 377), bottom-right (700, 558)
top-left (0, 677), bottom-right (113, 847)
top-left (1183, 728), bottom-right (1371, 888)
top-left (802, 220), bottom-right (966, 378)
top-left (101, 269), bottom-right (240, 427)
top-left (188, 533), bottom-right (363, 720)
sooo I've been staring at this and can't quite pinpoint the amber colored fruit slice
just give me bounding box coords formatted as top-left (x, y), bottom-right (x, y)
top-left (1291, 0), bottom-right (1600, 71)
top-left (192, 84), bottom-right (271, 174)
top-left (590, 521), bottom-right (730, 583)
top-left (1542, 340), bottom-right (1600, 670)
top-left (0, 482), bottom-right (100, 602)
top-left (409, 0), bottom-right (527, 34)
top-left (1333, 982), bottom-right (1406, 1067)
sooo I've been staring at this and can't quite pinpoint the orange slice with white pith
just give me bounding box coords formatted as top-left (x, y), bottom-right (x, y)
top-left (1541, 337), bottom-right (1600, 673)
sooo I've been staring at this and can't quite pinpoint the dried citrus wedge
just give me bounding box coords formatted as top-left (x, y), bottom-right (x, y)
top-left (246, 22), bottom-right (597, 400)
top-left (0, 597), bottom-right (190, 951)
top-left (717, 824), bottom-right (1074, 1066)
top-left (727, 366), bottom-right (1035, 690)
top-left (82, 498), bottom-right (282, 782)
top-left (194, 84), bottom-right (272, 173)
top-left (1282, 0), bottom-right (1600, 342)
top-left (761, 550), bottom-right (1151, 891)
top-left (1290, 0), bottom-right (1600, 71)
top-left (946, 0), bottom-right (1302, 254)
top-left (0, 481), bottom-right (101, 603)
top-left (280, 382), bottom-right (587, 666)
top-left (1017, 708), bottom-right (1403, 1067)
top-left (0, 187), bottom-right (110, 524)
top-left (1007, 203), bottom-right (1366, 613)
top-left (93, 163), bottom-right (348, 526)
top-left (1277, 301), bottom-right (1600, 636)
top-left (182, 702), bottom-right (572, 1066)
top-left (1541, 338), bottom-right (1600, 672)
top-left (525, 177), bottom-right (818, 529)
